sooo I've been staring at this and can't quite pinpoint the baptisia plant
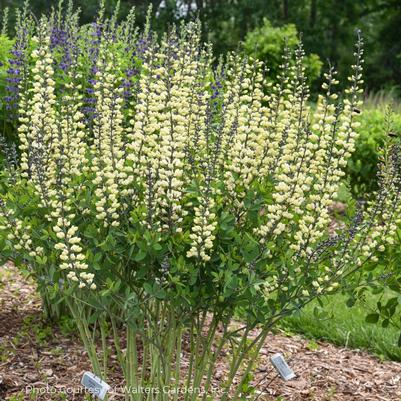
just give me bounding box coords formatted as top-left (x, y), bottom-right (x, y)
top-left (1, 6), bottom-right (401, 401)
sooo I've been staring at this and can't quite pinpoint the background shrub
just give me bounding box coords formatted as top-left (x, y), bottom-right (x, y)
top-left (243, 18), bottom-right (322, 85)
top-left (347, 107), bottom-right (401, 196)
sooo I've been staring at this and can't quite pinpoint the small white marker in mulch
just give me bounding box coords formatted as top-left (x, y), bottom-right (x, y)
top-left (81, 371), bottom-right (110, 400)
top-left (270, 353), bottom-right (296, 381)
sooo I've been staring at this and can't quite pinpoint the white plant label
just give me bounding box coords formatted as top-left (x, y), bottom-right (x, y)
top-left (81, 371), bottom-right (110, 400)
top-left (270, 353), bottom-right (296, 381)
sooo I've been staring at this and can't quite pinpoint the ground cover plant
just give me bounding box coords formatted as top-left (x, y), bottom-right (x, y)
top-left (280, 291), bottom-right (401, 361)
top-left (1, 2), bottom-right (401, 401)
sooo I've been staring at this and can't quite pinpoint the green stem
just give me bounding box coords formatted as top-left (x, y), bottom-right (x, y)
top-left (100, 319), bottom-right (108, 378)
top-left (173, 324), bottom-right (182, 401)
top-left (229, 329), bottom-right (270, 401)
top-left (66, 297), bottom-right (102, 376)
top-left (191, 314), bottom-right (219, 401)
top-left (110, 315), bottom-right (126, 376)
top-left (201, 326), bottom-right (228, 401)
top-left (184, 319), bottom-right (196, 401)
top-left (127, 323), bottom-right (139, 401)
top-left (164, 309), bottom-right (175, 396)
top-left (220, 328), bottom-right (269, 401)
top-left (141, 335), bottom-right (148, 398)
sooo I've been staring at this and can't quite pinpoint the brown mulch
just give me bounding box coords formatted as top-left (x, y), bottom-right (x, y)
top-left (1, 264), bottom-right (401, 401)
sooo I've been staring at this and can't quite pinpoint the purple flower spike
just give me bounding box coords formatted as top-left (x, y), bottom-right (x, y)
top-left (5, 29), bottom-right (29, 115)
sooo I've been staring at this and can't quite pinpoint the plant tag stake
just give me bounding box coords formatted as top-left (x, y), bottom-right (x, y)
top-left (81, 371), bottom-right (110, 400)
top-left (270, 353), bottom-right (296, 381)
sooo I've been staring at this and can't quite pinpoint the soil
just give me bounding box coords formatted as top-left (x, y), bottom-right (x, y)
top-left (1, 263), bottom-right (401, 401)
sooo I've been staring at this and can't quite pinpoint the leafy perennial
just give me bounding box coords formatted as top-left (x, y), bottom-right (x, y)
top-left (1, 5), bottom-right (401, 401)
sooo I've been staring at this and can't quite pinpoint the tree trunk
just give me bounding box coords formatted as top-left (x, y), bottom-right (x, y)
top-left (310, 0), bottom-right (317, 28)
top-left (283, 0), bottom-right (289, 20)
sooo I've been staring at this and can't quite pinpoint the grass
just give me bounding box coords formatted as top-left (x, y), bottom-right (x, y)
top-left (279, 292), bottom-right (401, 361)
top-left (364, 89), bottom-right (401, 113)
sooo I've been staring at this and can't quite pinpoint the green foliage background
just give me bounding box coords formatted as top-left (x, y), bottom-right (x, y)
top-left (3, 0), bottom-right (400, 94)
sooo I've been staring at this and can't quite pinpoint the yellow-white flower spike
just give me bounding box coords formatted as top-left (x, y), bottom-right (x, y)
top-left (224, 61), bottom-right (267, 212)
top-left (187, 192), bottom-right (217, 262)
top-left (22, 34), bottom-right (58, 205)
top-left (91, 39), bottom-right (125, 228)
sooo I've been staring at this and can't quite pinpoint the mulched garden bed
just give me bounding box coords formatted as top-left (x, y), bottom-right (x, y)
top-left (1, 263), bottom-right (401, 401)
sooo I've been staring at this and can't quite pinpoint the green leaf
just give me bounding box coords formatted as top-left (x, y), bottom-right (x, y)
top-left (134, 249), bottom-right (147, 262)
top-left (154, 287), bottom-right (167, 300)
top-left (88, 311), bottom-right (102, 324)
top-left (365, 313), bottom-right (379, 324)
top-left (143, 283), bottom-right (153, 295)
